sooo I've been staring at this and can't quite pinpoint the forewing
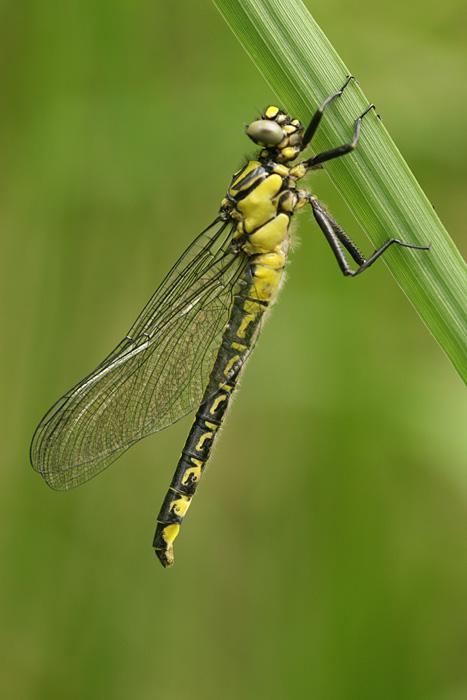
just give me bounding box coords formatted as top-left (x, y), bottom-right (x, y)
top-left (31, 218), bottom-right (247, 490)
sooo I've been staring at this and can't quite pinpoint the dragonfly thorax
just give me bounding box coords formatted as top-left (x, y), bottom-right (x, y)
top-left (246, 105), bottom-right (304, 163)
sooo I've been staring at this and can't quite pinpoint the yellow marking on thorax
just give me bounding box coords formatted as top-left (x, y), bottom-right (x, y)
top-left (230, 160), bottom-right (262, 192)
top-left (169, 495), bottom-right (191, 518)
top-left (209, 394), bottom-right (228, 414)
top-left (289, 163), bottom-right (307, 179)
top-left (195, 431), bottom-right (213, 451)
top-left (232, 222), bottom-right (245, 240)
top-left (236, 174), bottom-right (282, 233)
top-left (244, 212), bottom-right (289, 255)
top-left (271, 163), bottom-right (289, 177)
top-left (279, 191), bottom-right (296, 213)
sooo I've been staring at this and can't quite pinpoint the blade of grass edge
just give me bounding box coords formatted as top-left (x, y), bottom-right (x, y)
top-left (213, 0), bottom-right (467, 381)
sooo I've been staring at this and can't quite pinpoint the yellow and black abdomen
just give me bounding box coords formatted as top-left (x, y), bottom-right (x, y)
top-left (153, 272), bottom-right (263, 567)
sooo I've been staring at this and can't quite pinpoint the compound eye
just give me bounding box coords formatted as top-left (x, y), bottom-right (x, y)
top-left (246, 120), bottom-right (284, 146)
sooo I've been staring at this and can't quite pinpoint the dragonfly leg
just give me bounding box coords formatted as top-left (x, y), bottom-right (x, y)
top-left (301, 75), bottom-right (355, 150)
top-left (309, 197), bottom-right (429, 277)
top-left (302, 103), bottom-right (375, 169)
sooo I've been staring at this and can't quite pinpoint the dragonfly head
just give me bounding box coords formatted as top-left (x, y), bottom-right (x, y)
top-left (246, 105), bottom-right (303, 163)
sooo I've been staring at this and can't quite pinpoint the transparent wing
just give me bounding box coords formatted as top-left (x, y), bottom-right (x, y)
top-left (31, 217), bottom-right (248, 490)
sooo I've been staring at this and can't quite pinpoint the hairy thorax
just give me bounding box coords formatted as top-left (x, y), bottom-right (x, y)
top-left (223, 159), bottom-right (308, 305)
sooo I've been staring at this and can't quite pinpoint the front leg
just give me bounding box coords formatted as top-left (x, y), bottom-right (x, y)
top-left (300, 103), bottom-right (376, 172)
top-left (301, 75), bottom-right (355, 150)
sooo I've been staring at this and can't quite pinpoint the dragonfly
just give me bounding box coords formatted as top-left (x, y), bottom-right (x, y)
top-left (30, 76), bottom-right (428, 567)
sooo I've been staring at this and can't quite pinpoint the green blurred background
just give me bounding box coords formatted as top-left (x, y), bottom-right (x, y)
top-left (1, 1), bottom-right (466, 698)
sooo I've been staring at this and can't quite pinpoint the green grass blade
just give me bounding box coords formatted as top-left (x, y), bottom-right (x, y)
top-left (213, 0), bottom-right (467, 381)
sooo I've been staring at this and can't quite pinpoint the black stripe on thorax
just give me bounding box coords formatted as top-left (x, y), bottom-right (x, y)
top-left (231, 165), bottom-right (267, 192)
top-left (233, 179), bottom-right (265, 203)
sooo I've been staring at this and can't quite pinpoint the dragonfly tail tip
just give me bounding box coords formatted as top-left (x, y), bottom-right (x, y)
top-left (154, 546), bottom-right (175, 568)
